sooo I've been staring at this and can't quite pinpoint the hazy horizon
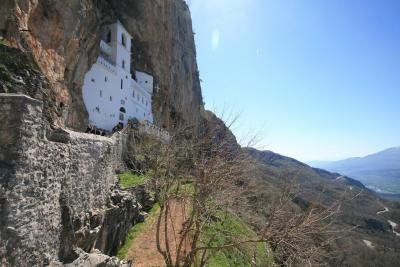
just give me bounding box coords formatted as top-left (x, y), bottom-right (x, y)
top-left (188, 0), bottom-right (400, 162)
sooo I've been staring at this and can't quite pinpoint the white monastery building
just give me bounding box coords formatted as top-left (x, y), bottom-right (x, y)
top-left (83, 20), bottom-right (154, 131)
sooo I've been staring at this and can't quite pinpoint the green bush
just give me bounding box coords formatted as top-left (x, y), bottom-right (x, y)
top-left (203, 211), bottom-right (273, 267)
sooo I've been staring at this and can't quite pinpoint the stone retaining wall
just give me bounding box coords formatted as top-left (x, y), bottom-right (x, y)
top-left (0, 94), bottom-right (141, 266)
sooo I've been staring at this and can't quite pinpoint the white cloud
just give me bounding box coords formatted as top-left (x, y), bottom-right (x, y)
top-left (211, 29), bottom-right (220, 51)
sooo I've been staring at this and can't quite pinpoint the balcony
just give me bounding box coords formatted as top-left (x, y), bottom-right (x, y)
top-left (96, 56), bottom-right (116, 74)
top-left (100, 40), bottom-right (112, 55)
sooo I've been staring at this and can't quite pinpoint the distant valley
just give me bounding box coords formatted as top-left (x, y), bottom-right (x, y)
top-left (309, 147), bottom-right (400, 199)
top-left (246, 148), bottom-right (400, 266)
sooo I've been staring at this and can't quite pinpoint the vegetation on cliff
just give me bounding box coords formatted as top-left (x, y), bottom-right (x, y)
top-left (118, 171), bottom-right (151, 189)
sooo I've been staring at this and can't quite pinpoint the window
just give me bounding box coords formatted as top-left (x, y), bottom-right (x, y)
top-left (122, 60), bottom-right (125, 69)
top-left (100, 90), bottom-right (103, 97)
top-left (146, 100), bottom-right (148, 107)
top-left (121, 79), bottom-right (123, 89)
top-left (132, 91), bottom-right (135, 97)
top-left (110, 96), bottom-right (112, 102)
top-left (105, 76), bottom-right (108, 82)
top-left (119, 113), bottom-right (124, 121)
top-left (121, 33), bottom-right (126, 47)
top-left (120, 107), bottom-right (126, 113)
top-left (121, 100), bottom-right (125, 105)
top-left (105, 30), bottom-right (111, 43)
top-left (95, 106), bottom-right (100, 112)
top-left (91, 78), bottom-right (95, 83)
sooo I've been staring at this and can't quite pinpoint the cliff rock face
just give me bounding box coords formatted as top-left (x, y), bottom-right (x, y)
top-left (0, 1), bottom-right (203, 265)
top-left (0, 0), bottom-right (202, 131)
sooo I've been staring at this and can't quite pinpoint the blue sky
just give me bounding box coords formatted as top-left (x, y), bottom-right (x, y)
top-left (187, 0), bottom-right (400, 161)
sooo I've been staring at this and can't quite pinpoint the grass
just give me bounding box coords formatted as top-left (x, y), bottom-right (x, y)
top-left (203, 211), bottom-right (273, 267)
top-left (117, 203), bottom-right (160, 259)
top-left (115, 178), bottom-right (273, 266)
top-left (118, 171), bottom-right (151, 189)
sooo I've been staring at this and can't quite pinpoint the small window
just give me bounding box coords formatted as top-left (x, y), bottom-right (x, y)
top-left (106, 30), bottom-right (111, 43)
top-left (133, 91), bottom-right (135, 97)
top-left (121, 33), bottom-right (126, 47)
top-left (121, 79), bottom-right (123, 89)
top-left (95, 106), bottom-right (100, 112)
top-left (110, 96), bottom-right (112, 102)
top-left (146, 100), bottom-right (148, 107)
top-left (122, 60), bottom-right (125, 69)
top-left (100, 90), bottom-right (103, 97)
top-left (119, 113), bottom-right (124, 121)
top-left (105, 76), bottom-right (108, 82)
top-left (145, 81), bottom-right (148, 84)
top-left (91, 78), bottom-right (95, 83)
top-left (120, 107), bottom-right (126, 113)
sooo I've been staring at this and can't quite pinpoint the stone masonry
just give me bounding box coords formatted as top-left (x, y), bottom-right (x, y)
top-left (0, 93), bottom-right (143, 266)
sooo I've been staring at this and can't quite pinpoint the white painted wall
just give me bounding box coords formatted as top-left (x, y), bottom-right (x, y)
top-left (136, 71), bottom-right (154, 95)
top-left (82, 21), bottom-right (154, 131)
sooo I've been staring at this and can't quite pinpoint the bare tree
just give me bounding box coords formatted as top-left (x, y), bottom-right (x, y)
top-left (135, 112), bottom-right (269, 267)
top-left (127, 111), bottom-right (358, 267)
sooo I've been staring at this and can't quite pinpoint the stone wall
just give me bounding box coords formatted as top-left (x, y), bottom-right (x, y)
top-left (0, 93), bottom-right (146, 266)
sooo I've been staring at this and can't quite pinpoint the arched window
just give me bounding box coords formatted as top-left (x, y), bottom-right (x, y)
top-left (120, 107), bottom-right (126, 113)
top-left (121, 33), bottom-right (126, 47)
top-left (122, 60), bottom-right (125, 69)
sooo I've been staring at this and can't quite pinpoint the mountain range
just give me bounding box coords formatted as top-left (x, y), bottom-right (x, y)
top-left (245, 148), bottom-right (400, 266)
top-left (309, 147), bottom-right (400, 196)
